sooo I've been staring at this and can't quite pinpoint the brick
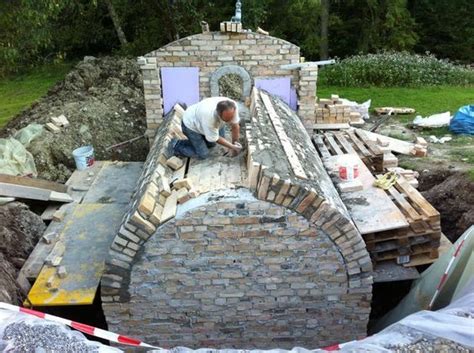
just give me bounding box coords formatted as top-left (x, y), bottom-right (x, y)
top-left (138, 192), bottom-right (155, 217)
top-left (166, 156), bottom-right (184, 170)
top-left (172, 178), bottom-right (193, 190)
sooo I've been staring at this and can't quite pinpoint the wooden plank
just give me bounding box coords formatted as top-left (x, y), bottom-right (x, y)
top-left (346, 130), bottom-right (371, 157)
top-left (324, 154), bottom-right (408, 234)
top-left (324, 133), bottom-right (344, 155)
top-left (386, 185), bottom-right (422, 221)
top-left (0, 174), bottom-right (68, 193)
top-left (333, 131), bottom-right (357, 154)
top-left (314, 123), bottom-right (350, 130)
top-left (395, 176), bottom-right (440, 221)
top-left (312, 135), bottom-right (332, 159)
top-left (354, 129), bottom-right (382, 155)
top-left (356, 128), bottom-right (416, 155)
top-left (0, 183), bottom-right (71, 202)
top-left (260, 91), bottom-right (307, 180)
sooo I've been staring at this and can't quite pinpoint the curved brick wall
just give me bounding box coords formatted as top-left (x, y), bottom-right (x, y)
top-left (103, 190), bottom-right (371, 349)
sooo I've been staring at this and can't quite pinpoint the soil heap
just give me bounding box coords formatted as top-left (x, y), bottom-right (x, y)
top-left (0, 202), bottom-right (45, 304)
top-left (1, 57), bottom-right (148, 182)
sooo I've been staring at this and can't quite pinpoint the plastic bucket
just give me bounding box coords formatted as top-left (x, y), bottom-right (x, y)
top-left (338, 156), bottom-right (359, 181)
top-left (72, 145), bottom-right (95, 170)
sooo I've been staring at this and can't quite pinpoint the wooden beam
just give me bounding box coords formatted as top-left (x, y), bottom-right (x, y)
top-left (0, 174), bottom-right (68, 193)
top-left (0, 183), bottom-right (72, 203)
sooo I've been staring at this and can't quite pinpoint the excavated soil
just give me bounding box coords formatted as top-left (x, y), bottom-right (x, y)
top-left (0, 56), bottom-right (148, 182)
top-left (0, 202), bottom-right (45, 304)
top-left (418, 170), bottom-right (474, 242)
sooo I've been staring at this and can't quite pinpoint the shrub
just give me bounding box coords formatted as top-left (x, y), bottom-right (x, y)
top-left (319, 51), bottom-right (474, 87)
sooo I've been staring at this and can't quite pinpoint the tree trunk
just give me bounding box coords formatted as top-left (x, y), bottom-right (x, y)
top-left (104, 0), bottom-right (128, 47)
top-left (320, 0), bottom-right (329, 59)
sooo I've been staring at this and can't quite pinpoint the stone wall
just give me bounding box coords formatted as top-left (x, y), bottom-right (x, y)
top-left (139, 31), bottom-right (322, 137)
top-left (103, 190), bottom-right (371, 349)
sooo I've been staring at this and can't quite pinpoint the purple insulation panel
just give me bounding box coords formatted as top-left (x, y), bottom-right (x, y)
top-left (254, 77), bottom-right (291, 106)
top-left (161, 67), bottom-right (199, 115)
top-left (290, 86), bottom-right (297, 111)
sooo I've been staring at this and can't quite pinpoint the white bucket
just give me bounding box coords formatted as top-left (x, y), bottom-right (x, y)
top-left (72, 145), bottom-right (95, 170)
top-left (338, 155), bottom-right (359, 181)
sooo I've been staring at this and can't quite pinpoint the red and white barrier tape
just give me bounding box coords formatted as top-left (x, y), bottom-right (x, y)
top-left (0, 303), bottom-right (161, 350)
top-left (428, 231), bottom-right (471, 309)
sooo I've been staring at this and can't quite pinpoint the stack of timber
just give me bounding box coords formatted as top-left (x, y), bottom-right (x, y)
top-left (312, 128), bottom-right (441, 266)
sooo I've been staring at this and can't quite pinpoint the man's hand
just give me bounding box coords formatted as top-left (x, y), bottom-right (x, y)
top-left (227, 142), bottom-right (242, 157)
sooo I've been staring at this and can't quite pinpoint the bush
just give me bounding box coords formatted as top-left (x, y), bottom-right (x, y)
top-left (319, 52), bottom-right (474, 87)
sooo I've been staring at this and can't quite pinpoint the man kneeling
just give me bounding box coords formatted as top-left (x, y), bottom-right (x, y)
top-left (172, 97), bottom-right (242, 159)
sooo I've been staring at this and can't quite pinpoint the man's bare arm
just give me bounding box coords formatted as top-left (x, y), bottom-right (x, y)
top-left (231, 123), bottom-right (240, 144)
top-left (216, 136), bottom-right (240, 151)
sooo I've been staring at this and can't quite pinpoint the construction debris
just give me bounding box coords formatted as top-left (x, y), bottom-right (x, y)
top-left (375, 107), bottom-right (416, 115)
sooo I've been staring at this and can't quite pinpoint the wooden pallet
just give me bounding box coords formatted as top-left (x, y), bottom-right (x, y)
top-left (386, 176), bottom-right (440, 232)
top-left (313, 130), bottom-right (391, 172)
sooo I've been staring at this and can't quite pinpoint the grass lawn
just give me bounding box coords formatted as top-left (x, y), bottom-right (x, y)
top-left (0, 62), bottom-right (74, 128)
top-left (318, 85), bottom-right (474, 121)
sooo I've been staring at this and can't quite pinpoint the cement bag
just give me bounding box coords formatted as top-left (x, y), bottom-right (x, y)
top-left (450, 105), bottom-right (474, 135)
top-left (13, 123), bottom-right (44, 147)
top-left (0, 137), bottom-right (37, 176)
top-left (0, 308), bottom-right (122, 353)
top-left (339, 98), bottom-right (371, 119)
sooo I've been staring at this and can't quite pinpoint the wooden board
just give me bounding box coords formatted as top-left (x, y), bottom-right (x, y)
top-left (0, 183), bottom-right (72, 203)
top-left (324, 154), bottom-right (408, 234)
top-left (355, 128), bottom-right (416, 155)
top-left (0, 174), bottom-right (68, 193)
top-left (314, 123), bottom-right (350, 130)
top-left (27, 203), bottom-right (126, 306)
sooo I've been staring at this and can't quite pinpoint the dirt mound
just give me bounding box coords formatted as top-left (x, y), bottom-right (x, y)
top-left (419, 171), bottom-right (474, 242)
top-left (0, 202), bottom-right (45, 303)
top-left (1, 56), bottom-right (148, 182)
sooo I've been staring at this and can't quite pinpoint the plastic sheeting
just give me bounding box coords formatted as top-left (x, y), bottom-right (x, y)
top-left (339, 98), bottom-right (371, 120)
top-left (413, 111), bottom-right (452, 128)
top-left (12, 123), bottom-right (43, 148)
top-left (0, 137), bottom-right (37, 177)
top-left (0, 309), bottom-right (121, 352)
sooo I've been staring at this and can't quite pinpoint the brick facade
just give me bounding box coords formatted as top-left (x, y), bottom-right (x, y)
top-left (139, 31), bottom-right (318, 137)
top-left (103, 191), bottom-right (370, 349)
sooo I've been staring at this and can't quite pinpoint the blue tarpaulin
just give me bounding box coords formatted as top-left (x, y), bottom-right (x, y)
top-left (449, 105), bottom-right (474, 135)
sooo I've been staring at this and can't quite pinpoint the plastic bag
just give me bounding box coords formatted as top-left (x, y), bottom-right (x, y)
top-left (450, 105), bottom-right (474, 135)
top-left (0, 137), bottom-right (37, 176)
top-left (339, 98), bottom-right (371, 120)
top-left (413, 111), bottom-right (452, 128)
top-left (12, 123), bottom-right (44, 148)
top-left (0, 309), bottom-right (121, 352)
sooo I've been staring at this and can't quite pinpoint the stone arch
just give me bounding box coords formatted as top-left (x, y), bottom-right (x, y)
top-left (103, 189), bottom-right (370, 348)
top-left (210, 65), bottom-right (252, 99)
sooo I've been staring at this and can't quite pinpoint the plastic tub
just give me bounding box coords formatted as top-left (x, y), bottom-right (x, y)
top-left (338, 155), bottom-right (359, 181)
top-left (72, 145), bottom-right (95, 170)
